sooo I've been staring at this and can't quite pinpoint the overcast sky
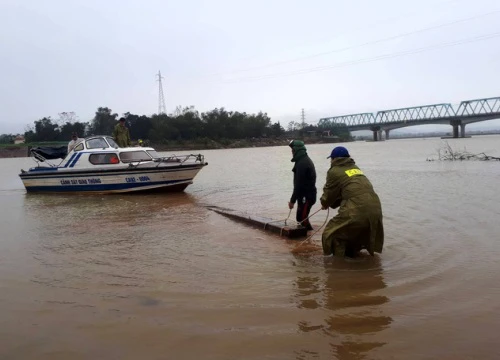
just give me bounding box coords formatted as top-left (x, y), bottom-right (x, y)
top-left (1, 0), bottom-right (499, 134)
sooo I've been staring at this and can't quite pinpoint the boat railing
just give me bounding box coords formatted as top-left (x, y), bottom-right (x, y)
top-left (157, 153), bottom-right (205, 163)
top-left (153, 153), bottom-right (206, 167)
top-left (31, 150), bottom-right (51, 165)
top-left (125, 154), bottom-right (206, 168)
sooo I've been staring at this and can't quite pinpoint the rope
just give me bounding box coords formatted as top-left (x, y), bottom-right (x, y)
top-left (265, 207), bottom-right (322, 234)
top-left (263, 209), bottom-right (292, 230)
top-left (297, 208), bottom-right (322, 226)
top-left (293, 208), bottom-right (330, 250)
top-left (265, 206), bottom-right (325, 239)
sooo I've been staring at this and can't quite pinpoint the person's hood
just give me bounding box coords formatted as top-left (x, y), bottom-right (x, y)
top-left (289, 140), bottom-right (307, 162)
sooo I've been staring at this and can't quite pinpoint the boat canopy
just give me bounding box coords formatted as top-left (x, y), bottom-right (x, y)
top-left (31, 146), bottom-right (68, 161)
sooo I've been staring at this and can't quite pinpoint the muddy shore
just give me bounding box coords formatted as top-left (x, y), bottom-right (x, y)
top-left (0, 147), bottom-right (29, 158)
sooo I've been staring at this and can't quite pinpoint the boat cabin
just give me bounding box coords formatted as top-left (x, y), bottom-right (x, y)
top-left (61, 136), bottom-right (161, 169)
top-left (32, 136), bottom-right (161, 170)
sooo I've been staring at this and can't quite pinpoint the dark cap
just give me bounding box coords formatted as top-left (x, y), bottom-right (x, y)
top-left (327, 146), bottom-right (350, 159)
top-left (119, 117), bottom-right (126, 122)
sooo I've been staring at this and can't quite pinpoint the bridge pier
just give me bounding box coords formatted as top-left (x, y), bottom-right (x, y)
top-left (385, 129), bottom-right (390, 140)
top-left (369, 126), bottom-right (382, 141)
top-left (460, 123), bottom-right (466, 138)
top-left (372, 129), bottom-right (383, 141)
top-left (452, 124), bottom-right (459, 138)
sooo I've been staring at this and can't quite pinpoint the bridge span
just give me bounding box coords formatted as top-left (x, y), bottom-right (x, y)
top-left (318, 97), bottom-right (500, 141)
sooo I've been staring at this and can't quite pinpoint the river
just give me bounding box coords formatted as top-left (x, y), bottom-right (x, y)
top-left (0, 136), bottom-right (499, 360)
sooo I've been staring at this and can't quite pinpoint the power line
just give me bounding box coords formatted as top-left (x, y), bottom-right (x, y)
top-left (205, 0), bottom-right (466, 77)
top-left (217, 31), bottom-right (500, 84)
top-left (209, 9), bottom-right (500, 78)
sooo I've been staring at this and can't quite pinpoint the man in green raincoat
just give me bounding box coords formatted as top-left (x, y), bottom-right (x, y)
top-left (320, 146), bottom-right (384, 258)
top-left (112, 118), bottom-right (131, 147)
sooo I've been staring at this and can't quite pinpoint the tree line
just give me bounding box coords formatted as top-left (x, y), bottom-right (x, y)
top-left (0, 106), bottom-right (352, 144)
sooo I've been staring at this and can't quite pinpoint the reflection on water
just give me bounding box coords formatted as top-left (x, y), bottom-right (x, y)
top-left (293, 254), bottom-right (390, 360)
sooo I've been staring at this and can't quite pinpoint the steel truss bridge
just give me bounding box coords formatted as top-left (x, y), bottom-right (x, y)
top-left (318, 97), bottom-right (500, 140)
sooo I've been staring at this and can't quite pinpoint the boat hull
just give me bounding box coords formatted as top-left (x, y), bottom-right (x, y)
top-left (19, 164), bottom-right (205, 194)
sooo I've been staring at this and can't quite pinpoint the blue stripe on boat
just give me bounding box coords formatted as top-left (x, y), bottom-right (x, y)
top-left (69, 152), bottom-right (84, 168)
top-left (20, 166), bottom-right (200, 179)
top-left (27, 167), bottom-right (59, 172)
top-left (62, 153), bottom-right (77, 168)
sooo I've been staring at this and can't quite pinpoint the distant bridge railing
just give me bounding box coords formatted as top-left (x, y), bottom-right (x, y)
top-left (318, 96), bottom-right (500, 128)
top-left (375, 103), bottom-right (455, 123)
top-left (318, 112), bottom-right (376, 127)
top-left (455, 97), bottom-right (500, 116)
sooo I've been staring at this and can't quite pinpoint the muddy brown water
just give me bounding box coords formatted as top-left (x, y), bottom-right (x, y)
top-left (1, 136), bottom-right (499, 359)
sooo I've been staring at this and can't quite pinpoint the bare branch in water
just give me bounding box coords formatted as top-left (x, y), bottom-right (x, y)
top-left (426, 141), bottom-right (500, 161)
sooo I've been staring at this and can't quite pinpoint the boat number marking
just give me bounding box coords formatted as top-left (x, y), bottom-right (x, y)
top-left (126, 176), bottom-right (151, 183)
top-left (59, 176), bottom-right (151, 186)
top-left (60, 178), bottom-right (102, 185)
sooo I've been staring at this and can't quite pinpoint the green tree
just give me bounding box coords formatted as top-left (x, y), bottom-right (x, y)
top-left (149, 114), bottom-right (176, 143)
top-left (268, 121), bottom-right (284, 137)
top-left (89, 107), bottom-right (118, 136)
top-left (20, 105), bottom-right (280, 145)
top-left (0, 134), bottom-right (14, 144)
top-left (124, 112), bottom-right (152, 140)
top-left (59, 121), bottom-right (88, 140)
top-left (24, 117), bottom-right (59, 142)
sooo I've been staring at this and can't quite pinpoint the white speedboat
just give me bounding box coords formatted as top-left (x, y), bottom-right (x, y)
top-left (19, 135), bottom-right (208, 193)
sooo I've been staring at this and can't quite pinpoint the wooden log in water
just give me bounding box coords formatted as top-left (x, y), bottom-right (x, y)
top-left (207, 206), bottom-right (308, 239)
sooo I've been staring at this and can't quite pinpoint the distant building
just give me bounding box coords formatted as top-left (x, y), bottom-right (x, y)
top-left (14, 135), bottom-right (25, 144)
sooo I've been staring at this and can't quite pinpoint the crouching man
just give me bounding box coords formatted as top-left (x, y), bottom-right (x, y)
top-left (320, 146), bottom-right (384, 258)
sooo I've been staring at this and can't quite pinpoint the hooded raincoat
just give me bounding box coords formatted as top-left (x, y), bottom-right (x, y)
top-left (289, 140), bottom-right (317, 229)
top-left (320, 157), bottom-right (384, 257)
top-left (289, 141), bottom-right (317, 204)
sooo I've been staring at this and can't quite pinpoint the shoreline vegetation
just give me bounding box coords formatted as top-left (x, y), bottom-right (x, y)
top-left (152, 135), bottom-right (351, 151)
top-left (0, 136), bottom-right (351, 159)
top-left (0, 105), bottom-right (353, 158)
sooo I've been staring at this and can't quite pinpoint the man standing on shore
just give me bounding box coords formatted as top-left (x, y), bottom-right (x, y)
top-left (113, 117), bottom-right (131, 148)
top-left (288, 140), bottom-right (317, 231)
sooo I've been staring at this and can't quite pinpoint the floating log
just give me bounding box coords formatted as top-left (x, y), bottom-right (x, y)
top-left (207, 206), bottom-right (308, 239)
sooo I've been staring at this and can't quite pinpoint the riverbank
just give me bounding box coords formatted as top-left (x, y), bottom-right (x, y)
top-left (152, 136), bottom-right (350, 152)
top-left (0, 137), bottom-right (350, 158)
top-left (0, 141), bottom-right (66, 159)
top-left (0, 146), bottom-right (29, 158)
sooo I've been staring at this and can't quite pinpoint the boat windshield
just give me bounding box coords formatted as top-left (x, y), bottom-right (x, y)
top-left (120, 150), bottom-right (153, 163)
top-left (86, 137), bottom-right (109, 149)
top-left (106, 137), bottom-right (119, 148)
